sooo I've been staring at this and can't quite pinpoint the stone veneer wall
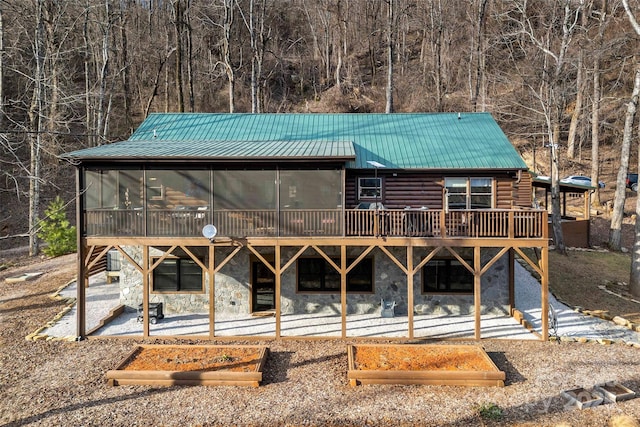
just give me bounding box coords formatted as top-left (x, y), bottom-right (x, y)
top-left (118, 245), bottom-right (510, 316)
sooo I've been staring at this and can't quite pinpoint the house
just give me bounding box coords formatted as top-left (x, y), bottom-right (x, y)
top-left (64, 112), bottom-right (549, 340)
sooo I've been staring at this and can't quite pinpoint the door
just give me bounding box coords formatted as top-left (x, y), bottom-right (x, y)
top-left (251, 261), bottom-right (275, 312)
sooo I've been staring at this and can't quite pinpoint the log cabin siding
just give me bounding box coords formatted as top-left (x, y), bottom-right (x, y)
top-left (346, 173), bottom-right (443, 209)
top-left (346, 171), bottom-right (531, 210)
top-left (496, 178), bottom-right (515, 209)
top-left (514, 171), bottom-right (533, 207)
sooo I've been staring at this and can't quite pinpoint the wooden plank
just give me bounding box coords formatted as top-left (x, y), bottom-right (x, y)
top-left (347, 344), bottom-right (505, 387)
top-left (107, 345), bottom-right (268, 387)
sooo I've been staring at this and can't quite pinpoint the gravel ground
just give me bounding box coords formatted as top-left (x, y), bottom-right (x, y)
top-left (2, 255), bottom-right (640, 426)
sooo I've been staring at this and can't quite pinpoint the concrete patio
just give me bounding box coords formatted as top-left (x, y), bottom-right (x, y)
top-left (40, 262), bottom-right (640, 343)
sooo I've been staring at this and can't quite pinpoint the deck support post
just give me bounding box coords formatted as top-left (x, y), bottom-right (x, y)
top-left (474, 245), bottom-right (481, 340)
top-left (209, 245), bottom-right (215, 338)
top-left (142, 245), bottom-right (150, 337)
top-left (275, 244), bottom-right (281, 338)
top-left (341, 245), bottom-right (347, 338)
top-left (541, 245), bottom-right (549, 341)
top-left (76, 167), bottom-right (86, 339)
top-left (508, 248), bottom-right (515, 311)
top-left (407, 245), bottom-right (414, 339)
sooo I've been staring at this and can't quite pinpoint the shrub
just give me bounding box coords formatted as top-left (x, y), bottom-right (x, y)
top-left (476, 402), bottom-right (503, 420)
top-left (38, 196), bottom-right (77, 257)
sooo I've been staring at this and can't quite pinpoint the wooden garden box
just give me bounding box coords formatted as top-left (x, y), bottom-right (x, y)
top-left (106, 344), bottom-right (268, 387)
top-left (347, 344), bottom-right (505, 387)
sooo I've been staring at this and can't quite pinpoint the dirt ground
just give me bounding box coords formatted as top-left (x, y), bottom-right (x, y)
top-left (2, 248), bottom-right (640, 426)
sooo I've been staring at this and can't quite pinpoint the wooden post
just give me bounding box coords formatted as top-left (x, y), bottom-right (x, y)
top-left (341, 244), bottom-right (347, 338)
top-left (508, 248), bottom-right (515, 311)
top-left (474, 246), bottom-right (481, 340)
top-left (275, 244), bottom-right (281, 338)
top-left (541, 245), bottom-right (549, 341)
top-left (142, 245), bottom-right (149, 337)
top-left (76, 167), bottom-right (86, 339)
top-left (541, 211), bottom-right (549, 341)
top-left (209, 244), bottom-right (215, 338)
top-left (508, 211), bottom-right (514, 240)
top-left (407, 245), bottom-right (414, 339)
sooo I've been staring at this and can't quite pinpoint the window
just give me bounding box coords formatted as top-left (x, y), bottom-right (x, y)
top-left (358, 177), bottom-right (382, 200)
top-left (445, 177), bottom-right (493, 209)
top-left (153, 258), bottom-right (203, 292)
top-left (297, 258), bottom-right (374, 293)
top-left (423, 259), bottom-right (474, 293)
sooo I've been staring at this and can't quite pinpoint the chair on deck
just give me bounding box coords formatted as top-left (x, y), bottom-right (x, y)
top-left (381, 299), bottom-right (396, 318)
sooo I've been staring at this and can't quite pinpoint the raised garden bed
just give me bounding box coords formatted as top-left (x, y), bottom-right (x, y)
top-left (106, 344), bottom-right (268, 387)
top-left (561, 387), bottom-right (604, 409)
top-left (347, 344), bottom-right (505, 387)
top-left (594, 382), bottom-right (636, 403)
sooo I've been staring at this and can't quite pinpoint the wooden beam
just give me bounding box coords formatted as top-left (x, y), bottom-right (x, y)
top-left (444, 246), bottom-right (473, 274)
top-left (346, 245), bottom-right (376, 274)
top-left (378, 245), bottom-right (408, 274)
top-left (514, 247), bottom-right (543, 277)
top-left (150, 246), bottom-right (178, 271)
top-left (479, 246), bottom-right (510, 276)
top-left (474, 246), bottom-right (481, 340)
top-left (412, 247), bottom-right (444, 274)
top-left (280, 244), bottom-right (309, 273)
top-left (246, 245), bottom-right (276, 275)
top-left (213, 244), bottom-right (243, 273)
top-left (312, 245), bottom-right (340, 273)
top-left (180, 245), bottom-right (207, 271)
top-left (275, 245), bottom-right (282, 338)
top-left (209, 245), bottom-right (215, 339)
top-left (341, 245), bottom-right (347, 339)
top-left (407, 245), bottom-right (414, 339)
top-left (541, 246), bottom-right (549, 341)
top-left (143, 245), bottom-right (150, 337)
top-left (115, 245), bottom-right (143, 273)
top-left (86, 245), bottom-right (112, 273)
top-left (508, 249), bottom-right (515, 311)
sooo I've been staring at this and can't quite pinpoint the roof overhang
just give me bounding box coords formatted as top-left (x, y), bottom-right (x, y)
top-left (62, 139), bottom-right (356, 164)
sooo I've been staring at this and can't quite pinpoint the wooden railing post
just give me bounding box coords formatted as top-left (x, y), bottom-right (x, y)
top-left (508, 211), bottom-right (514, 240)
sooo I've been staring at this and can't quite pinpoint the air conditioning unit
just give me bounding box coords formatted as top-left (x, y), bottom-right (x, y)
top-left (107, 249), bottom-right (121, 272)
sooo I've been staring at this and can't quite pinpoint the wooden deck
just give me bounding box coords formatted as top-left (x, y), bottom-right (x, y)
top-left (84, 208), bottom-right (545, 240)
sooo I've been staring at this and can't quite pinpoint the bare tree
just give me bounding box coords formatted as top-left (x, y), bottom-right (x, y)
top-left (621, 0), bottom-right (640, 296)
top-left (385, 0), bottom-right (395, 113)
top-left (506, 0), bottom-right (582, 254)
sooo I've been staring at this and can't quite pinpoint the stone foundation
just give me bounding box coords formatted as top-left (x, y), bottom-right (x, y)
top-left (118, 246), bottom-right (510, 317)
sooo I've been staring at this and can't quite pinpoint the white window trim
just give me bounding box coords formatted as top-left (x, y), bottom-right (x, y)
top-left (358, 177), bottom-right (382, 200)
top-left (444, 177), bottom-right (494, 210)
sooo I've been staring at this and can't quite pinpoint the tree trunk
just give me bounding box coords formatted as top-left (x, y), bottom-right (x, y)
top-left (28, 0), bottom-right (45, 257)
top-left (0, 5), bottom-right (4, 127)
top-left (385, 0), bottom-right (394, 113)
top-left (622, 0), bottom-right (640, 296)
top-left (567, 49), bottom-right (584, 159)
top-left (609, 67), bottom-right (640, 250)
top-left (471, 0), bottom-right (487, 112)
top-left (591, 55), bottom-right (602, 207)
top-left (172, 0), bottom-right (184, 112)
top-left (223, 0), bottom-right (235, 113)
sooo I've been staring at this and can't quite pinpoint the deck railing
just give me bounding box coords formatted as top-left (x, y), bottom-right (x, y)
top-left (84, 208), bottom-right (546, 240)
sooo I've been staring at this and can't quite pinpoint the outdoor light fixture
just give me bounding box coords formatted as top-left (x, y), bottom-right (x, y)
top-left (202, 224), bottom-right (217, 242)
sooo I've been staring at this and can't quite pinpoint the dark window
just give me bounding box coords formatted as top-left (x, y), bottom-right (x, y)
top-left (423, 259), bottom-right (473, 293)
top-left (358, 177), bottom-right (382, 199)
top-left (445, 177), bottom-right (493, 209)
top-left (297, 258), bottom-right (373, 293)
top-left (153, 258), bottom-right (203, 292)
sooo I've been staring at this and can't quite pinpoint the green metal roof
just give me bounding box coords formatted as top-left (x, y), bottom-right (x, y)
top-left (65, 139), bottom-right (354, 161)
top-left (65, 112), bottom-right (527, 170)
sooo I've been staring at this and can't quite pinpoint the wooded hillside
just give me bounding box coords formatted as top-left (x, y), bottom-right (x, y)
top-left (0, 0), bottom-right (639, 252)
